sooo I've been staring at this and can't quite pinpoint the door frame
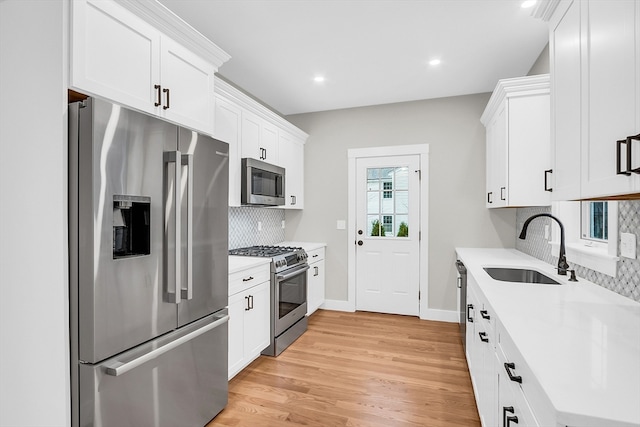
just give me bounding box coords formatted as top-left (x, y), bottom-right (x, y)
top-left (347, 144), bottom-right (429, 319)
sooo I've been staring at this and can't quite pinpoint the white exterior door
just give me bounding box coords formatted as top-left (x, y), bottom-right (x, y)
top-left (355, 155), bottom-right (421, 316)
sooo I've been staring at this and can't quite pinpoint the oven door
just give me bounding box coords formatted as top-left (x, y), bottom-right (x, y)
top-left (274, 264), bottom-right (309, 336)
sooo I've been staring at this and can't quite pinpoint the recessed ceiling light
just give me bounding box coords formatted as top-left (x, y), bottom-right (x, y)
top-left (429, 59), bottom-right (441, 66)
top-left (313, 76), bottom-right (325, 83)
top-left (521, 0), bottom-right (536, 8)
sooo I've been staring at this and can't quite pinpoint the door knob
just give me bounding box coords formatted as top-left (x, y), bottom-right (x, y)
top-left (357, 240), bottom-right (363, 246)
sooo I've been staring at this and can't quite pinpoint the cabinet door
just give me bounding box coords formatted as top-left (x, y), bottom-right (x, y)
top-left (214, 95), bottom-right (242, 206)
top-left (582, 0), bottom-right (640, 197)
top-left (279, 132), bottom-right (305, 209)
top-left (243, 281), bottom-right (270, 358)
top-left (550, 0), bottom-right (582, 200)
top-left (307, 259), bottom-right (325, 315)
top-left (261, 121), bottom-right (279, 165)
top-left (241, 110), bottom-right (262, 160)
top-left (70, 0), bottom-right (160, 114)
top-left (160, 37), bottom-right (215, 135)
top-left (508, 94), bottom-right (551, 206)
top-left (486, 104), bottom-right (507, 208)
top-left (228, 291), bottom-right (246, 379)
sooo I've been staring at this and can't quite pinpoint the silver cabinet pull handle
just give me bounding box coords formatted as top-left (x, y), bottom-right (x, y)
top-left (181, 154), bottom-right (193, 300)
top-left (164, 151), bottom-right (182, 304)
top-left (104, 314), bottom-right (229, 377)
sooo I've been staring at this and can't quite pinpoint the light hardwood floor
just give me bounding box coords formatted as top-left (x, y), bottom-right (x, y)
top-left (208, 310), bottom-right (480, 427)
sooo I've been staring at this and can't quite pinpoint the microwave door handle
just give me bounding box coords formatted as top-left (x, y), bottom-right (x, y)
top-left (164, 151), bottom-right (182, 304)
top-left (181, 154), bottom-right (193, 300)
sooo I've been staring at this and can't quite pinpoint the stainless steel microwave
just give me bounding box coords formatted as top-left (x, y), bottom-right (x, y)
top-left (241, 158), bottom-right (285, 206)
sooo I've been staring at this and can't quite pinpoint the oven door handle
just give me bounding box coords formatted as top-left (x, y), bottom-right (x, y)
top-left (276, 264), bottom-right (310, 280)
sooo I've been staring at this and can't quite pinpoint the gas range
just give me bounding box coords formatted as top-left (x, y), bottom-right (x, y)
top-left (228, 245), bottom-right (308, 273)
top-left (229, 244), bottom-right (310, 356)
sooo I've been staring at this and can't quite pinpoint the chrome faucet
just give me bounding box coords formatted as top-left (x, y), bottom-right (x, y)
top-left (519, 213), bottom-right (570, 276)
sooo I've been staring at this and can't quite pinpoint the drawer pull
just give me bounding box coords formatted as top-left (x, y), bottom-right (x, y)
top-left (312, 254), bottom-right (319, 258)
top-left (242, 276), bottom-right (254, 282)
top-left (478, 332), bottom-right (489, 343)
top-left (507, 415), bottom-right (519, 426)
top-left (480, 310), bottom-right (490, 320)
top-left (467, 304), bottom-right (474, 323)
top-left (503, 406), bottom-right (515, 427)
top-left (504, 362), bottom-right (522, 383)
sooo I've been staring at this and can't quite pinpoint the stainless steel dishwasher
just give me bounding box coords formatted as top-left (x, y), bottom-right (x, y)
top-left (455, 259), bottom-right (467, 350)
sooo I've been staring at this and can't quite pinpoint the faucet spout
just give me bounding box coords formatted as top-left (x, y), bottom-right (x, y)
top-left (519, 213), bottom-right (570, 275)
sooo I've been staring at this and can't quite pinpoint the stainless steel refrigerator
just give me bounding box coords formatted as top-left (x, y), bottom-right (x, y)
top-left (68, 97), bottom-right (229, 427)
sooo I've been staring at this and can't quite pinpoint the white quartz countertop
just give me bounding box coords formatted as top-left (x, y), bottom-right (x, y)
top-left (278, 241), bottom-right (326, 252)
top-left (455, 248), bottom-right (640, 427)
top-left (228, 255), bottom-right (271, 274)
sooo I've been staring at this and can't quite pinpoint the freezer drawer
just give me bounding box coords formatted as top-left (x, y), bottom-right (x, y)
top-left (78, 311), bottom-right (228, 427)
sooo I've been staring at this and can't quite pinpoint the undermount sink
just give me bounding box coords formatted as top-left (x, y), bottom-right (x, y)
top-left (483, 267), bottom-right (562, 285)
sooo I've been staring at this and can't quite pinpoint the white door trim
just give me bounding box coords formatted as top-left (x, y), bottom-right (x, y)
top-left (347, 144), bottom-right (430, 319)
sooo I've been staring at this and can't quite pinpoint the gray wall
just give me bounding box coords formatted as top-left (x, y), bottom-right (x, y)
top-left (284, 94), bottom-right (516, 311)
top-left (527, 43), bottom-right (550, 76)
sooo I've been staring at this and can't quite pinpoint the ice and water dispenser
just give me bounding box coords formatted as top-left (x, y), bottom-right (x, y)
top-left (113, 195), bottom-right (150, 259)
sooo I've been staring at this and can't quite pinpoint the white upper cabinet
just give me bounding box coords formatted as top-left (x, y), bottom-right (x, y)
top-left (481, 75), bottom-right (552, 208)
top-left (70, 0), bottom-right (229, 136)
top-left (241, 110), bottom-right (279, 165)
top-left (159, 37), bottom-right (216, 134)
top-left (278, 131), bottom-right (305, 209)
top-left (214, 78), bottom-right (308, 208)
top-left (214, 94), bottom-right (242, 207)
top-left (548, 0), bottom-right (640, 199)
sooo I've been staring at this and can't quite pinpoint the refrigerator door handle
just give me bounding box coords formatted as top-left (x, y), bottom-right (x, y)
top-left (181, 153), bottom-right (193, 300)
top-left (164, 151), bottom-right (182, 304)
top-left (103, 314), bottom-right (229, 377)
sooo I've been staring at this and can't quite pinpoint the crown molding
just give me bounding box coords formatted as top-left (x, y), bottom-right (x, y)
top-left (531, 0), bottom-right (562, 21)
top-left (480, 74), bottom-right (550, 125)
top-left (115, 0), bottom-right (230, 69)
top-left (215, 77), bottom-right (309, 141)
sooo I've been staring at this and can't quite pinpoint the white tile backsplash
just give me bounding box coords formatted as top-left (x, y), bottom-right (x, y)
top-left (516, 201), bottom-right (640, 302)
top-left (229, 207), bottom-right (285, 249)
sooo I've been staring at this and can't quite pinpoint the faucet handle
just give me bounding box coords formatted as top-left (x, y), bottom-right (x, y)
top-left (568, 270), bottom-right (578, 282)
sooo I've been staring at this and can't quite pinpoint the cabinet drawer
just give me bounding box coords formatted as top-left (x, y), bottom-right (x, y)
top-left (307, 247), bottom-right (325, 262)
top-left (496, 351), bottom-right (540, 427)
top-left (497, 321), bottom-right (555, 427)
top-left (229, 264), bottom-right (270, 296)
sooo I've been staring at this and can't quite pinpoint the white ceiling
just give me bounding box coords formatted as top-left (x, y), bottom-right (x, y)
top-left (158, 0), bottom-right (549, 116)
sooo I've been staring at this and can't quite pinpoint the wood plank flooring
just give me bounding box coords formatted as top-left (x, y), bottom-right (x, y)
top-left (207, 310), bottom-right (480, 427)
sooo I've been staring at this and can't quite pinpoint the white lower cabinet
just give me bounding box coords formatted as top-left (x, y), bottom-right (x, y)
top-left (306, 247), bottom-right (325, 315)
top-left (466, 276), bottom-right (547, 427)
top-left (228, 264), bottom-right (270, 380)
top-left (466, 277), bottom-right (497, 427)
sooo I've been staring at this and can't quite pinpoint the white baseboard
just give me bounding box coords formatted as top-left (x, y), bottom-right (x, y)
top-left (320, 299), bottom-right (355, 312)
top-left (420, 308), bottom-right (458, 323)
top-left (319, 300), bottom-right (457, 323)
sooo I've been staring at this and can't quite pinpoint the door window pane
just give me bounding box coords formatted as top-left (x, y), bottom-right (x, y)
top-left (366, 166), bottom-right (410, 238)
